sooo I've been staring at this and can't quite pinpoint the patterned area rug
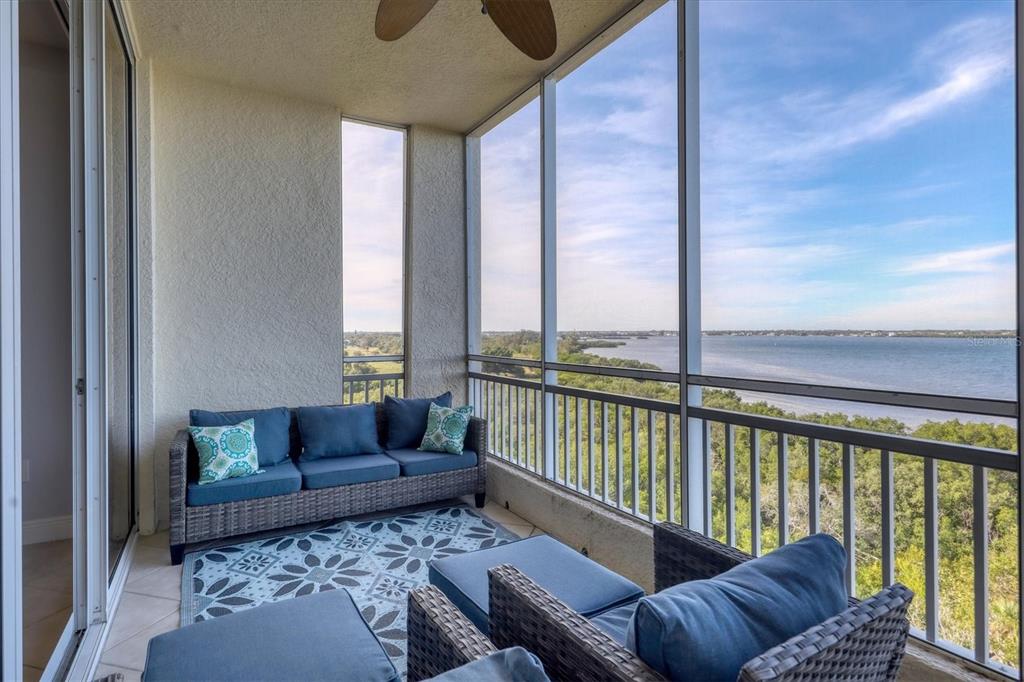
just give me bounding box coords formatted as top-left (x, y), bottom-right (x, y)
top-left (180, 504), bottom-right (518, 676)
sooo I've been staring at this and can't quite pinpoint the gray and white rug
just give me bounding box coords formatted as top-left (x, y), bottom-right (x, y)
top-left (181, 504), bottom-right (519, 675)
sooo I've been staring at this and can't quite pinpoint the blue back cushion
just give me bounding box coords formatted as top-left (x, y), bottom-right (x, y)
top-left (627, 533), bottom-right (847, 682)
top-left (297, 403), bottom-right (384, 460)
top-left (189, 406), bottom-right (291, 467)
top-left (384, 392), bottom-right (452, 450)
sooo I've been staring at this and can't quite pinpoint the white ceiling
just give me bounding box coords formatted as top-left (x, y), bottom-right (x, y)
top-left (124, 0), bottom-right (637, 132)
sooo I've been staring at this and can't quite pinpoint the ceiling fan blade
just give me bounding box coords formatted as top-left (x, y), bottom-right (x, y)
top-left (486, 0), bottom-right (557, 61)
top-left (375, 0), bottom-right (439, 41)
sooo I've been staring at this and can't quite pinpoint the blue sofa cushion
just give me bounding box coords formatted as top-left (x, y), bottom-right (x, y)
top-left (385, 448), bottom-right (477, 476)
top-left (144, 590), bottom-right (399, 682)
top-left (429, 534), bottom-right (644, 634)
top-left (297, 454), bottom-right (399, 489)
top-left (384, 392), bottom-right (452, 450)
top-left (297, 404), bottom-right (383, 460)
top-left (186, 459), bottom-right (301, 506)
top-left (190, 406), bottom-right (291, 467)
top-left (626, 533), bottom-right (847, 682)
top-left (589, 601), bottom-right (636, 647)
top-left (425, 647), bottom-right (549, 682)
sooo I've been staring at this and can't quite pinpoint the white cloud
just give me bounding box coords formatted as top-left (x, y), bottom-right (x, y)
top-left (895, 242), bottom-right (1014, 275)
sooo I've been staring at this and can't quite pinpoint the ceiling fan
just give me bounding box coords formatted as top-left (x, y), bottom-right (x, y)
top-left (375, 0), bottom-right (557, 61)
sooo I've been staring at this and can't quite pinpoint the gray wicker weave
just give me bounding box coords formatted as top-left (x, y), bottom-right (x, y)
top-left (169, 405), bottom-right (487, 564)
top-left (481, 522), bottom-right (913, 682)
top-left (406, 584), bottom-right (498, 681)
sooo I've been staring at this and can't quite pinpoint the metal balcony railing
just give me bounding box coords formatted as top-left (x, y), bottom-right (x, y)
top-left (342, 355), bottom-right (405, 404)
top-left (467, 358), bottom-right (1019, 677)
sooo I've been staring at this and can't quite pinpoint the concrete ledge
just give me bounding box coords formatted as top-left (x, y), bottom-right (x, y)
top-left (486, 456), bottom-right (654, 591)
top-left (486, 456), bottom-right (1001, 682)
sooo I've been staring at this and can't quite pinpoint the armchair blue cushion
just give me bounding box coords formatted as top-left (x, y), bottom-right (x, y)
top-left (297, 403), bottom-right (383, 460)
top-left (190, 406), bottom-right (291, 467)
top-left (384, 392), bottom-right (452, 450)
top-left (425, 647), bottom-right (549, 682)
top-left (626, 533), bottom-right (847, 682)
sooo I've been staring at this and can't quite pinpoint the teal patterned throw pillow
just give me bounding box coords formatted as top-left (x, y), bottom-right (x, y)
top-left (188, 418), bottom-right (262, 485)
top-left (418, 402), bottom-right (473, 455)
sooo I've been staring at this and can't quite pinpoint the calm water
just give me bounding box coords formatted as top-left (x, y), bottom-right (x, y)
top-left (585, 335), bottom-right (1016, 426)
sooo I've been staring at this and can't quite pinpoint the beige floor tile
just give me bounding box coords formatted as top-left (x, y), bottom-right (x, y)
top-left (504, 523), bottom-right (534, 539)
top-left (22, 666), bottom-right (43, 682)
top-left (101, 612), bottom-right (178, 671)
top-left (138, 530), bottom-right (169, 549)
top-left (127, 544), bottom-right (172, 583)
top-left (479, 501), bottom-right (531, 528)
top-left (104, 592), bottom-right (179, 651)
top-left (23, 608), bottom-right (70, 669)
top-left (95, 663), bottom-right (143, 682)
top-left (126, 563), bottom-right (183, 601)
top-left (23, 586), bottom-right (73, 626)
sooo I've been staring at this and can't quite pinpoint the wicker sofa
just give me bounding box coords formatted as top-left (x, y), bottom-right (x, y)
top-left (407, 523), bottom-right (913, 681)
top-left (169, 403), bottom-right (487, 564)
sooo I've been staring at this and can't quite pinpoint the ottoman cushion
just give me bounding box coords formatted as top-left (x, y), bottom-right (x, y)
top-left (428, 535), bottom-right (644, 633)
top-left (143, 590), bottom-right (399, 682)
top-left (425, 647), bottom-right (549, 681)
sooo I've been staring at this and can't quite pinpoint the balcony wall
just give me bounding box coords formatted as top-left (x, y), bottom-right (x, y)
top-left (134, 63), bottom-right (468, 532)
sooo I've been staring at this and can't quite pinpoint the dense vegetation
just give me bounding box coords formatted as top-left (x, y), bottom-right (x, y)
top-left (353, 330), bottom-right (1020, 668)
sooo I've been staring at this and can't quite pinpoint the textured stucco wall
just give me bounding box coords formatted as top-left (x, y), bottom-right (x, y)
top-left (407, 126), bottom-right (467, 402)
top-left (147, 67), bottom-right (343, 528)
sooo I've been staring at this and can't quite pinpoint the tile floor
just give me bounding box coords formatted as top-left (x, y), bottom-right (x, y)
top-left (94, 498), bottom-right (541, 681)
top-left (23, 539), bottom-right (74, 682)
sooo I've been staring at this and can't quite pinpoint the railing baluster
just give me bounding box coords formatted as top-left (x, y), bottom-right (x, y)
top-left (881, 450), bottom-right (894, 586)
top-left (726, 423), bottom-right (735, 547)
top-left (602, 402), bottom-right (609, 503)
top-left (750, 427), bottom-right (761, 557)
top-left (703, 420), bottom-right (712, 536)
top-left (505, 383), bottom-right (512, 460)
top-left (648, 409), bottom-right (657, 522)
top-left (843, 443), bottom-right (856, 596)
top-left (576, 397), bottom-right (583, 491)
top-left (616, 405), bottom-right (624, 509)
top-left (631, 407), bottom-right (640, 516)
top-left (777, 431), bottom-right (789, 546)
top-left (808, 437), bottom-right (820, 534)
top-left (924, 456), bottom-right (938, 641)
top-left (588, 399), bottom-right (595, 497)
top-left (347, 380), bottom-right (354, 405)
top-left (364, 380), bottom-right (369, 403)
top-left (515, 386), bottom-right (522, 466)
top-left (565, 391), bottom-right (573, 481)
top-left (524, 387), bottom-right (531, 471)
top-left (666, 414), bottom-right (675, 524)
top-left (973, 465), bottom-right (989, 664)
top-left (535, 390), bottom-right (541, 471)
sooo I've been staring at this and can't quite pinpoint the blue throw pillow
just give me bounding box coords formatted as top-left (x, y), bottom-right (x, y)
top-left (626, 533), bottom-right (847, 682)
top-left (384, 392), bottom-right (452, 450)
top-left (297, 404), bottom-right (383, 460)
top-left (190, 406), bottom-right (291, 467)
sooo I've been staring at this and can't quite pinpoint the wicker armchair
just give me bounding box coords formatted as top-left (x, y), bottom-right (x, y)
top-left (483, 523), bottom-right (913, 682)
top-left (406, 585), bottom-right (498, 681)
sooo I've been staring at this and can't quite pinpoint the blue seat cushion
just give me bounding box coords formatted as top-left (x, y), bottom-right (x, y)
top-left (384, 392), bottom-right (452, 450)
top-left (429, 534), bottom-right (644, 634)
top-left (297, 454), bottom-right (399, 489)
top-left (297, 403), bottom-right (384, 460)
top-left (589, 601), bottom-right (636, 647)
top-left (186, 459), bottom-right (301, 506)
top-left (144, 589), bottom-right (399, 682)
top-left (385, 448), bottom-right (477, 476)
top-left (425, 647), bottom-right (549, 682)
top-left (627, 533), bottom-right (848, 682)
top-left (190, 406), bottom-right (291, 467)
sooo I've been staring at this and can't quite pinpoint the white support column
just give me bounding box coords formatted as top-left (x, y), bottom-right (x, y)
top-left (540, 76), bottom-right (557, 479)
top-left (465, 136), bottom-right (481, 372)
top-left (679, 0), bottom-right (704, 532)
top-left (0, 0), bottom-right (21, 675)
top-left (1015, 0), bottom-right (1023, 671)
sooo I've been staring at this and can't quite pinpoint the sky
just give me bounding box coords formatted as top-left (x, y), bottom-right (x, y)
top-left (349, 0), bottom-right (1017, 334)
